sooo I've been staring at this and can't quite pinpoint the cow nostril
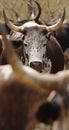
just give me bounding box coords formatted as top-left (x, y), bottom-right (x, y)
top-left (30, 61), bottom-right (42, 67)
top-left (30, 61), bottom-right (42, 72)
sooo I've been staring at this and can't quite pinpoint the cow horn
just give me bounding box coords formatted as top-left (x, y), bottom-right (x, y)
top-left (27, 1), bottom-right (41, 21)
top-left (3, 9), bottom-right (42, 33)
top-left (32, 1), bottom-right (41, 20)
top-left (46, 8), bottom-right (65, 32)
top-left (3, 9), bottom-right (24, 32)
top-left (26, 1), bottom-right (36, 20)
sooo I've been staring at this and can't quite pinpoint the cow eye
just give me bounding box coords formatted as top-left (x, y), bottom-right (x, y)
top-left (22, 35), bottom-right (25, 40)
top-left (43, 43), bottom-right (46, 47)
top-left (42, 29), bottom-right (47, 35)
top-left (24, 42), bottom-right (28, 47)
top-left (23, 30), bottom-right (27, 35)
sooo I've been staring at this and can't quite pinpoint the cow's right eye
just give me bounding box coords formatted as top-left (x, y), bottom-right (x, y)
top-left (22, 36), bottom-right (25, 41)
top-left (23, 30), bottom-right (27, 35)
top-left (42, 29), bottom-right (47, 35)
top-left (24, 43), bottom-right (28, 47)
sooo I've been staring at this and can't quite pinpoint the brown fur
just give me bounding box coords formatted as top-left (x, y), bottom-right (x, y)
top-left (0, 78), bottom-right (52, 130)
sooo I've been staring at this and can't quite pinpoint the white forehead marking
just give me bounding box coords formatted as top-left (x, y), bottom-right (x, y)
top-left (21, 21), bottom-right (46, 29)
top-left (23, 21), bottom-right (38, 27)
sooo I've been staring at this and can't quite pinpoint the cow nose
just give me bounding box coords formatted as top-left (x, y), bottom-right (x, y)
top-left (30, 61), bottom-right (42, 72)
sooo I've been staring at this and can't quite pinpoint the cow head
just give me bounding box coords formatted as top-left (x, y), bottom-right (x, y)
top-left (1, 7), bottom-right (65, 73)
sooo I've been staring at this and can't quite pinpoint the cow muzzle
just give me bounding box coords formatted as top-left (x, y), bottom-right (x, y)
top-left (30, 61), bottom-right (42, 72)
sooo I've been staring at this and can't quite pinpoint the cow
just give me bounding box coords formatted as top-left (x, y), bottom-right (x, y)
top-left (18, 1), bottom-right (69, 70)
top-left (0, 7), bottom-right (65, 73)
top-left (0, 25), bottom-right (69, 130)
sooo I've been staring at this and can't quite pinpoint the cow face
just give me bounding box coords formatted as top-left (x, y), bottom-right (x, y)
top-left (22, 26), bottom-right (51, 72)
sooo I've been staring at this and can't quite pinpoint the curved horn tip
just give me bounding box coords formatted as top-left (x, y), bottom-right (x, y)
top-left (33, 0), bottom-right (41, 20)
top-left (46, 7), bottom-right (66, 32)
top-left (62, 7), bottom-right (66, 21)
top-left (34, 0), bottom-right (41, 11)
top-left (3, 9), bottom-right (5, 18)
top-left (3, 9), bottom-right (8, 22)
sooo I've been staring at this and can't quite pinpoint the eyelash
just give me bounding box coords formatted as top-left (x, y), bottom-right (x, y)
top-left (24, 43), bottom-right (28, 47)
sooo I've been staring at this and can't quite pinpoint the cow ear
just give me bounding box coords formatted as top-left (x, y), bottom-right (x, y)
top-left (46, 36), bottom-right (64, 73)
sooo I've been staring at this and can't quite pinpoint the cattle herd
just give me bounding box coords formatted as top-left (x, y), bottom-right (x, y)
top-left (0, 1), bottom-right (69, 130)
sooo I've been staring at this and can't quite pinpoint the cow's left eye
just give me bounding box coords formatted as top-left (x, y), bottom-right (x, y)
top-left (24, 43), bottom-right (28, 47)
top-left (42, 29), bottom-right (47, 35)
top-left (43, 43), bottom-right (46, 47)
